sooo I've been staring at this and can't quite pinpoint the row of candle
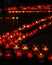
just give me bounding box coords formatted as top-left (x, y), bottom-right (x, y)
top-left (8, 10), bottom-right (52, 13)
top-left (0, 49), bottom-right (52, 61)
top-left (6, 5), bottom-right (52, 11)
top-left (0, 17), bottom-right (19, 20)
top-left (18, 15), bottom-right (52, 31)
top-left (0, 21), bottom-right (52, 47)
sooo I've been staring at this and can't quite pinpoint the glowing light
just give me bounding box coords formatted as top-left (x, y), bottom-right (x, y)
top-left (33, 46), bottom-right (39, 52)
top-left (5, 43), bottom-right (10, 49)
top-left (26, 24), bottom-right (30, 28)
top-left (42, 46), bottom-right (48, 52)
top-left (16, 17), bottom-right (19, 19)
top-left (11, 17), bottom-right (15, 19)
top-left (18, 28), bottom-right (22, 31)
top-left (0, 40), bottom-right (3, 46)
top-left (39, 26), bottom-right (42, 30)
top-left (37, 52), bottom-right (45, 58)
top-left (19, 32), bottom-right (22, 36)
top-left (27, 52), bottom-right (33, 58)
top-left (10, 35), bottom-right (13, 39)
top-left (26, 33), bottom-right (29, 37)
top-left (6, 32), bottom-right (10, 36)
top-left (8, 11), bottom-right (11, 13)
top-left (48, 54), bottom-right (52, 61)
top-left (36, 21), bottom-right (38, 24)
top-left (2, 39), bottom-right (6, 43)
top-left (23, 25), bottom-right (26, 28)
top-left (22, 45), bottom-right (28, 51)
top-left (22, 35), bottom-right (26, 39)
top-left (8, 7), bottom-right (17, 11)
top-left (13, 44), bottom-right (20, 50)
top-left (22, 11), bottom-right (25, 13)
top-left (16, 51), bottom-right (22, 57)
top-left (9, 41), bottom-right (14, 46)
top-left (5, 53), bottom-right (12, 57)
top-left (14, 39), bottom-right (18, 43)
top-left (18, 36), bottom-right (22, 41)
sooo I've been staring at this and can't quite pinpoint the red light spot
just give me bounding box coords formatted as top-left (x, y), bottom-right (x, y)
top-left (9, 41), bottom-right (14, 46)
top-left (16, 51), bottom-right (22, 57)
top-left (48, 54), bottom-right (52, 61)
top-left (27, 52), bottom-right (33, 58)
top-left (2, 39), bottom-right (6, 43)
top-left (0, 40), bottom-right (3, 46)
top-left (19, 32), bottom-right (22, 36)
top-left (5, 44), bottom-right (10, 49)
top-left (5, 53), bottom-right (12, 57)
top-left (8, 7), bottom-right (17, 11)
top-left (26, 33), bottom-right (29, 37)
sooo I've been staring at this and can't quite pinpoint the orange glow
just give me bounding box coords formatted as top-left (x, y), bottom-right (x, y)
top-left (37, 52), bottom-right (45, 58)
top-left (6, 32), bottom-right (10, 36)
top-left (10, 35), bottom-right (13, 38)
top-left (11, 17), bottom-right (15, 19)
top-left (11, 11), bottom-right (15, 13)
top-left (18, 11), bottom-right (21, 13)
top-left (22, 45), bottom-right (28, 51)
top-left (23, 25), bottom-right (26, 28)
top-left (41, 18), bottom-right (46, 21)
top-left (42, 46), bottom-right (48, 52)
top-left (22, 11), bottom-right (25, 13)
top-left (18, 28), bottom-right (22, 31)
top-left (35, 21), bottom-right (38, 24)
top-left (18, 36), bottom-right (22, 41)
top-left (15, 11), bottom-right (18, 13)
top-left (16, 17), bottom-right (19, 19)
top-left (8, 11), bottom-right (11, 13)
top-left (39, 26), bottom-right (42, 30)
top-left (26, 24), bottom-right (30, 28)
top-left (22, 35), bottom-right (26, 39)
top-left (33, 46), bottom-right (39, 52)
top-left (14, 44), bottom-right (20, 50)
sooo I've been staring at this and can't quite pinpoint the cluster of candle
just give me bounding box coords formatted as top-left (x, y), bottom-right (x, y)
top-left (6, 4), bottom-right (52, 13)
top-left (0, 16), bottom-right (51, 47)
top-left (0, 44), bottom-right (52, 61)
top-left (0, 8), bottom-right (52, 61)
top-left (18, 15), bottom-right (52, 31)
